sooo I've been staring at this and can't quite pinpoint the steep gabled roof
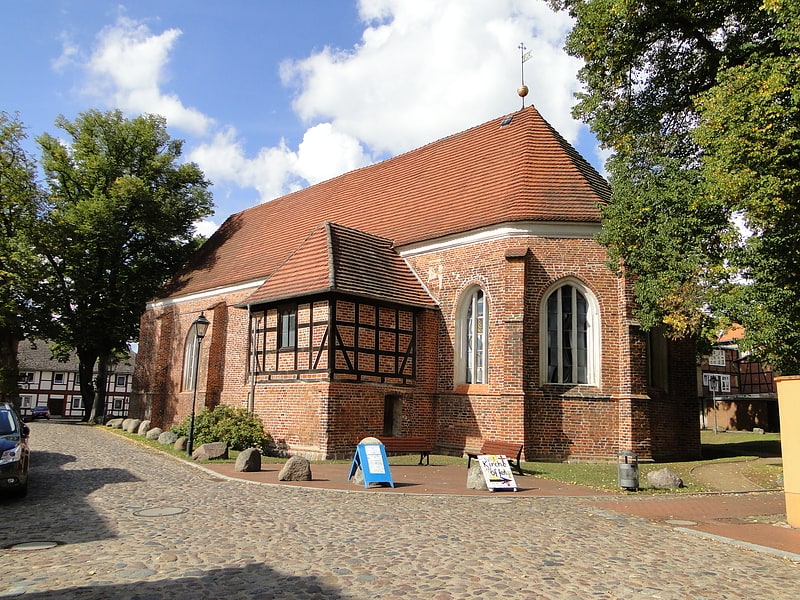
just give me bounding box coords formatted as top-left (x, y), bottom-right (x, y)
top-left (162, 106), bottom-right (609, 300)
top-left (241, 222), bottom-right (436, 308)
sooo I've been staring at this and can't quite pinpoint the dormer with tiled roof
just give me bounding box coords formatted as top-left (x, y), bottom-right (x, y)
top-left (159, 106), bottom-right (610, 302)
top-left (241, 222), bottom-right (437, 308)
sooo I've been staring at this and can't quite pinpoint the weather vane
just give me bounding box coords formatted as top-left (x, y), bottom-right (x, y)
top-left (518, 42), bottom-right (532, 109)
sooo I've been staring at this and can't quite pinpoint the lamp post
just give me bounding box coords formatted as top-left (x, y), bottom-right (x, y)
top-left (710, 374), bottom-right (720, 434)
top-left (187, 312), bottom-right (210, 456)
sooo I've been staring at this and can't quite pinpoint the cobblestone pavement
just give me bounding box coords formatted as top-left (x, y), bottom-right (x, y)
top-left (1, 422), bottom-right (797, 599)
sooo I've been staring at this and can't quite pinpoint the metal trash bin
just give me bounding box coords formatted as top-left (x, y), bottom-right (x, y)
top-left (617, 450), bottom-right (639, 491)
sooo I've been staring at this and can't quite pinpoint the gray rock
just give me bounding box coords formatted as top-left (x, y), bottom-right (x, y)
top-left (753, 427), bottom-right (765, 435)
top-left (235, 448), bottom-right (262, 472)
top-left (145, 427), bottom-right (163, 440)
top-left (121, 418), bottom-right (133, 431)
top-left (124, 418), bottom-right (142, 433)
top-left (647, 467), bottom-right (684, 489)
top-left (158, 430), bottom-right (178, 445)
top-left (278, 455), bottom-right (312, 481)
top-left (466, 464), bottom-right (488, 490)
top-left (359, 436), bottom-right (383, 446)
top-left (173, 436), bottom-right (188, 452)
top-left (350, 466), bottom-right (365, 487)
top-left (192, 441), bottom-right (228, 461)
top-left (106, 418), bottom-right (124, 429)
top-left (137, 420), bottom-right (151, 435)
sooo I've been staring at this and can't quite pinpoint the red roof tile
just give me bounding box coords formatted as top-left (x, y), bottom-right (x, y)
top-left (162, 106), bottom-right (609, 300)
top-left (241, 222), bottom-right (436, 307)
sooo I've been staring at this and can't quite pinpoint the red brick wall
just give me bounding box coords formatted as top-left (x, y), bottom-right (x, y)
top-left (134, 231), bottom-right (700, 462)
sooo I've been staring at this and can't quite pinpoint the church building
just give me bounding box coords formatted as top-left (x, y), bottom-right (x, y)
top-left (131, 106), bottom-right (700, 462)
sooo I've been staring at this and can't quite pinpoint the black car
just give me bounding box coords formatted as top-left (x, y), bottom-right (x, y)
top-left (31, 405), bottom-right (50, 420)
top-left (0, 403), bottom-right (30, 497)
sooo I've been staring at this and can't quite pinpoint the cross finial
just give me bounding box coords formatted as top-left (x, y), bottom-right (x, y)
top-left (518, 43), bottom-right (531, 109)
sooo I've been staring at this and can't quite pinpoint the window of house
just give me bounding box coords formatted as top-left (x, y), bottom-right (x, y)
top-left (709, 348), bottom-right (726, 367)
top-left (18, 372), bottom-right (34, 384)
top-left (542, 280), bottom-right (599, 385)
top-left (116, 375), bottom-right (127, 387)
top-left (279, 305), bottom-right (297, 348)
top-left (71, 396), bottom-right (84, 409)
top-left (54, 373), bottom-right (65, 384)
top-left (20, 396), bottom-right (32, 408)
top-left (704, 373), bottom-right (731, 393)
top-left (113, 397), bottom-right (124, 411)
top-left (456, 286), bottom-right (488, 385)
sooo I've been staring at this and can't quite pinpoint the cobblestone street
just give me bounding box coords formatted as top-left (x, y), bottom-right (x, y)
top-left (1, 422), bottom-right (797, 599)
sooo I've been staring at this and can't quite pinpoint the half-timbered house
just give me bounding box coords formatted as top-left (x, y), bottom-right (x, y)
top-left (131, 107), bottom-right (700, 461)
top-left (18, 340), bottom-right (136, 419)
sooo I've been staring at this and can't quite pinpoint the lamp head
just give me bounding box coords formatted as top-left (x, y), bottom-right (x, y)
top-left (194, 312), bottom-right (210, 340)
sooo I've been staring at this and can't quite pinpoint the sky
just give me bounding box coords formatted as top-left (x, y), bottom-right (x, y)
top-left (1, 0), bottom-right (605, 236)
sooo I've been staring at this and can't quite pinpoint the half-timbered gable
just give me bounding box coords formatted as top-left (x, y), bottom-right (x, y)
top-left (242, 222), bottom-right (435, 387)
top-left (133, 106), bottom-right (701, 461)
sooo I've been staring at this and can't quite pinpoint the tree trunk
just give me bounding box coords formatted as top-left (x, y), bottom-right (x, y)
top-left (76, 348), bottom-right (99, 422)
top-left (89, 352), bottom-right (110, 424)
top-left (0, 329), bottom-right (21, 411)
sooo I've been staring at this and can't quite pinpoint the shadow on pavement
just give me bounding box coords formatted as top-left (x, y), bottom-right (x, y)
top-left (0, 449), bottom-right (140, 548)
top-left (6, 562), bottom-right (345, 599)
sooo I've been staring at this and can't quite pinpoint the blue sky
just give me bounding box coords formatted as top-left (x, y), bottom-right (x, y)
top-left (1, 0), bottom-right (604, 235)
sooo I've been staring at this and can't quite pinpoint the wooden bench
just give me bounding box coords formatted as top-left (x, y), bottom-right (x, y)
top-left (466, 441), bottom-right (524, 475)
top-left (378, 437), bottom-right (432, 465)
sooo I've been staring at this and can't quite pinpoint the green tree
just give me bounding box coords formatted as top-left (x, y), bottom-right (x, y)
top-left (0, 112), bottom-right (43, 408)
top-left (694, 1), bottom-right (800, 371)
top-left (551, 0), bottom-right (798, 369)
top-left (36, 109), bottom-right (213, 421)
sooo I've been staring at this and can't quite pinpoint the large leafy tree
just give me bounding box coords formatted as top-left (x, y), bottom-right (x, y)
top-left (0, 112), bottom-right (43, 408)
top-left (551, 0), bottom-right (799, 370)
top-left (695, 1), bottom-right (800, 371)
top-left (36, 109), bottom-right (213, 421)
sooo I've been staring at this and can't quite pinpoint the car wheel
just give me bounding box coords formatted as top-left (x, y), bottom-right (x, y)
top-left (13, 482), bottom-right (28, 498)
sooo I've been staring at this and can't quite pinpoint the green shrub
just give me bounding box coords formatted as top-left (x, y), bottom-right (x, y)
top-left (172, 405), bottom-right (271, 452)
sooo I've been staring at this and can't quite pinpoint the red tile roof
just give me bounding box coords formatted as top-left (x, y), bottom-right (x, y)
top-left (718, 325), bottom-right (745, 343)
top-left (162, 106), bottom-right (609, 300)
top-left (241, 222), bottom-right (436, 307)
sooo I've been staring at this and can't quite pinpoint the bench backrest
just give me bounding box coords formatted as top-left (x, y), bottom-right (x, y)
top-left (480, 441), bottom-right (522, 458)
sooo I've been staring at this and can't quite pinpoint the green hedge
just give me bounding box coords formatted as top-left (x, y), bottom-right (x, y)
top-left (172, 405), bottom-right (271, 452)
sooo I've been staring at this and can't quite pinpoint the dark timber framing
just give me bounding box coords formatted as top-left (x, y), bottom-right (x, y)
top-left (249, 293), bottom-right (418, 385)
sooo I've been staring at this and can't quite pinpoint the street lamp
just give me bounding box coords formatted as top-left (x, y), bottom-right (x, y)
top-left (709, 374), bottom-right (720, 435)
top-left (187, 312), bottom-right (210, 456)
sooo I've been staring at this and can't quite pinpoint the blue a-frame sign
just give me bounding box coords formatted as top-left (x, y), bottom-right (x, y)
top-left (348, 443), bottom-right (394, 488)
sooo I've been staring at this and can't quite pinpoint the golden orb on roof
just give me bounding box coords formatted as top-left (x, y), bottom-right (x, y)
top-left (517, 84), bottom-right (529, 98)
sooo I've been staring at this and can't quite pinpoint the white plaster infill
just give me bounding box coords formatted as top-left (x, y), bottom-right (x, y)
top-left (397, 221), bottom-right (602, 258)
top-left (146, 279), bottom-right (265, 310)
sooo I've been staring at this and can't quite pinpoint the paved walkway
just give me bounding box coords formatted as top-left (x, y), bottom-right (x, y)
top-left (0, 422), bottom-right (797, 599)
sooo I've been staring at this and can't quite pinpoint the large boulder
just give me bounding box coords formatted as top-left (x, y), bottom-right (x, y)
top-left (192, 442), bottom-right (228, 461)
top-left (173, 436), bottom-right (188, 452)
top-left (124, 419), bottom-right (142, 434)
top-left (278, 456), bottom-right (312, 481)
top-left (145, 427), bottom-right (163, 441)
top-left (235, 448), bottom-right (262, 472)
top-left (137, 420), bottom-right (151, 436)
top-left (158, 430), bottom-right (178, 445)
top-left (647, 468), bottom-right (684, 489)
top-left (106, 418), bottom-right (124, 429)
top-left (466, 464), bottom-right (488, 491)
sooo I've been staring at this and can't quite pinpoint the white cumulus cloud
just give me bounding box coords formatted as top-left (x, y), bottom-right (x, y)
top-left (83, 16), bottom-right (213, 136)
top-left (64, 0), bottom-right (594, 235)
